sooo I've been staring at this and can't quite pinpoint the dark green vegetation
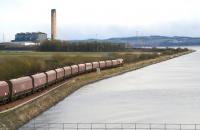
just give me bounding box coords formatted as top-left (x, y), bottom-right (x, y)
top-left (38, 40), bottom-right (126, 52)
top-left (0, 40), bottom-right (126, 52)
top-left (0, 47), bottom-right (189, 80)
top-left (0, 43), bottom-right (36, 51)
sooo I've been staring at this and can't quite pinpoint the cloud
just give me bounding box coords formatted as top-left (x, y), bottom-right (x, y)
top-left (1, 0), bottom-right (200, 41)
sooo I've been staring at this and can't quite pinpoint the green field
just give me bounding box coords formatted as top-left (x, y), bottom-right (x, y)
top-left (0, 51), bottom-right (155, 57)
top-left (0, 48), bottom-right (188, 80)
top-left (0, 51), bottom-right (109, 57)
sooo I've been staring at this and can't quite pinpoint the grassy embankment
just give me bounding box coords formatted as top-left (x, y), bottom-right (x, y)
top-left (0, 48), bottom-right (189, 80)
top-left (0, 49), bottom-right (194, 130)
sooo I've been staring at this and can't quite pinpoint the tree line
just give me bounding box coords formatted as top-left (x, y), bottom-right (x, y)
top-left (38, 40), bottom-right (127, 52)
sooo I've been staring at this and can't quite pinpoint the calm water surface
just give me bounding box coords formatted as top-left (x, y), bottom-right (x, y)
top-left (23, 47), bottom-right (200, 126)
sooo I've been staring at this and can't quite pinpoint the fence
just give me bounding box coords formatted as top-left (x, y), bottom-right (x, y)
top-left (19, 123), bottom-right (200, 130)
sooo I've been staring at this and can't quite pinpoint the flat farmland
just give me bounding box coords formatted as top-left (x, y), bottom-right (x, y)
top-left (0, 49), bottom-right (186, 80)
top-left (0, 51), bottom-right (109, 58)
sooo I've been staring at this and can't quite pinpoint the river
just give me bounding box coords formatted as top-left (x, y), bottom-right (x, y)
top-left (22, 47), bottom-right (200, 127)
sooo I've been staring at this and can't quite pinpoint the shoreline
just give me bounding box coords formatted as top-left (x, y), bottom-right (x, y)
top-left (0, 50), bottom-right (194, 130)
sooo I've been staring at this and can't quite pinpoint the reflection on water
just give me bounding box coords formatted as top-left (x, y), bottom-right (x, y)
top-left (22, 47), bottom-right (200, 128)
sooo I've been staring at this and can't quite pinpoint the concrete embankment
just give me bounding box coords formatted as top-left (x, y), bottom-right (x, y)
top-left (0, 50), bottom-right (194, 130)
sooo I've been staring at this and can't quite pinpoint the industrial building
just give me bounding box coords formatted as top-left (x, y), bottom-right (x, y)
top-left (11, 9), bottom-right (56, 44)
top-left (14, 32), bottom-right (47, 42)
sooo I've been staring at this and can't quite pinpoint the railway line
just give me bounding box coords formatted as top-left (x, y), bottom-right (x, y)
top-left (0, 59), bottom-right (123, 112)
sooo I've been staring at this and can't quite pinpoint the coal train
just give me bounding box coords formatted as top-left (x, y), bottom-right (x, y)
top-left (0, 59), bottom-right (123, 104)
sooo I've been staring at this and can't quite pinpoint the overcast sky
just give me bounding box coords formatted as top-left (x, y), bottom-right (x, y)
top-left (1, 0), bottom-right (200, 41)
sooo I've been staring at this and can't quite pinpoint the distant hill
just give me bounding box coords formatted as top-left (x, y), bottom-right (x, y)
top-left (68, 36), bottom-right (200, 47)
top-left (104, 36), bottom-right (200, 47)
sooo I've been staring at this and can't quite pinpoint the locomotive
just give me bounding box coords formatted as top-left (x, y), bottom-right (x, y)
top-left (0, 59), bottom-right (123, 104)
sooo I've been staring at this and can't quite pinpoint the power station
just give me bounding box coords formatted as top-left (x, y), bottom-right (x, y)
top-left (9, 9), bottom-right (57, 45)
top-left (51, 9), bottom-right (57, 40)
top-left (13, 32), bottom-right (47, 42)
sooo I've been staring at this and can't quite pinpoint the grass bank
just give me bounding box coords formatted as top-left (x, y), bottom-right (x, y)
top-left (0, 50), bottom-right (194, 130)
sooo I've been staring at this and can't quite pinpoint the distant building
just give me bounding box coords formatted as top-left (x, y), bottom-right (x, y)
top-left (13, 32), bottom-right (47, 42)
top-left (11, 41), bottom-right (40, 46)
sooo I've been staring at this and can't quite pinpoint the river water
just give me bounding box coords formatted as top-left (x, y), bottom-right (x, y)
top-left (22, 47), bottom-right (200, 127)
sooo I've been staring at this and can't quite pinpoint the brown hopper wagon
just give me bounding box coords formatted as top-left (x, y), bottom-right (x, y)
top-left (0, 81), bottom-right (10, 103)
top-left (85, 63), bottom-right (93, 72)
top-left (0, 59), bottom-right (124, 104)
top-left (9, 76), bottom-right (33, 99)
top-left (45, 70), bottom-right (57, 85)
top-left (78, 64), bottom-right (86, 74)
top-left (63, 66), bottom-right (72, 78)
top-left (31, 73), bottom-right (47, 91)
top-left (71, 65), bottom-right (79, 76)
top-left (92, 62), bottom-right (100, 70)
top-left (99, 61), bottom-right (106, 69)
top-left (55, 68), bottom-right (65, 81)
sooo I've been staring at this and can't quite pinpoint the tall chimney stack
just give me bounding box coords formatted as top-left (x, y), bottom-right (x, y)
top-left (51, 9), bottom-right (56, 40)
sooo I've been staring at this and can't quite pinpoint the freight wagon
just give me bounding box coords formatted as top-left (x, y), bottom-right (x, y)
top-left (31, 73), bottom-right (47, 91)
top-left (0, 81), bottom-right (10, 103)
top-left (63, 66), bottom-right (72, 78)
top-left (9, 76), bottom-right (33, 100)
top-left (0, 59), bottom-right (123, 104)
top-left (71, 65), bottom-right (79, 76)
top-left (55, 68), bottom-right (65, 81)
